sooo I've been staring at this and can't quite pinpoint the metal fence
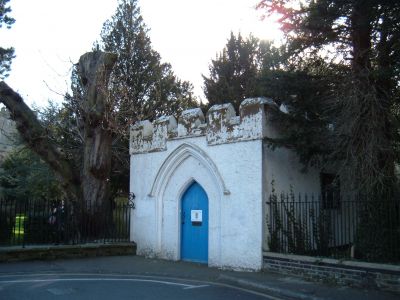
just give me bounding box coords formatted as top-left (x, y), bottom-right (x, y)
top-left (266, 193), bottom-right (400, 263)
top-left (0, 196), bottom-right (133, 247)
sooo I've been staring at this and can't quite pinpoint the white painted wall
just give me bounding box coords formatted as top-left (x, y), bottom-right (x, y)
top-left (130, 136), bottom-right (264, 270)
top-left (262, 108), bottom-right (321, 197)
top-left (261, 141), bottom-right (321, 251)
top-left (263, 143), bottom-right (321, 196)
top-left (130, 98), bottom-right (322, 270)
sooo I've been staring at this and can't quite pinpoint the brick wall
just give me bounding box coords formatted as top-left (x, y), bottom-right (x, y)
top-left (263, 252), bottom-right (400, 293)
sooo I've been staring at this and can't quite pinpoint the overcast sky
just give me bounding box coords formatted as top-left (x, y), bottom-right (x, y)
top-left (1, 0), bottom-right (282, 108)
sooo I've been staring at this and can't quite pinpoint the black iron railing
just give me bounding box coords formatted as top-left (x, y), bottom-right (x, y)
top-left (0, 196), bottom-right (133, 247)
top-left (266, 193), bottom-right (400, 263)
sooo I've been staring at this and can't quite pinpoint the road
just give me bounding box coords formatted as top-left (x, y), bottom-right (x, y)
top-left (0, 273), bottom-right (279, 300)
top-left (0, 256), bottom-right (398, 300)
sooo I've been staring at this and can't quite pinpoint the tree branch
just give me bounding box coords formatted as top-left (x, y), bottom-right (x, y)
top-left (0, 81), bottom-right (82, 202)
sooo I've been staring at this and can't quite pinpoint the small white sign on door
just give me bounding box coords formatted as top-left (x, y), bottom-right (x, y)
top-left (191, 210), bottom-right (202, 222)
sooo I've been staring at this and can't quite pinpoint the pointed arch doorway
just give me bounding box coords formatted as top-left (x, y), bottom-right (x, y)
top-left (180, 182), bottom-right (209, 263)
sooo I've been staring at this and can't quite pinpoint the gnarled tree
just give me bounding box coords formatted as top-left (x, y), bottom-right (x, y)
top-left (0, 51), bottom-right (117, 232)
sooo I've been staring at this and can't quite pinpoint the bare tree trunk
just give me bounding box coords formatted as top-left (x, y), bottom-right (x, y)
top-left (0, 51), bottom-right (117, 241)
top-left (77, 51), bottom-right (117, 218)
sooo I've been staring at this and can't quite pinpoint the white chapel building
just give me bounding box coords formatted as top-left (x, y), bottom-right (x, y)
top-left (129, 98), bottom-right (320, 270)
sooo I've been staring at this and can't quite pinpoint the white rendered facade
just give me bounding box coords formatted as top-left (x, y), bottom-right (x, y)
top-left (129, 98), bottom-right (320, 270)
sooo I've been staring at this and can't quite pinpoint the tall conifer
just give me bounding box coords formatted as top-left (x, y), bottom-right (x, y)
top-left (0, 0), bottom-right (15, 79)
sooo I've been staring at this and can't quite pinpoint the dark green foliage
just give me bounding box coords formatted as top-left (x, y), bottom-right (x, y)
top-left (257, 0), bottom-right (400, 192)
top-left (97, 0), bottom-right (196, 193)
top-left (203, 32), bottom-right (345, 168)
top-left (258, 1), bottom-right (400, 262)
top-left (203, 32), bottom-right (263, 112)
top-left (99, 0), bottom-right (196, 125)
top-left (355, 195), bottom-right (400, 262)
top-left (37, 101), bottom-right (83, 167)
top-left (0, 148), bottom-right (62, 202)
top-left (0, 46), bottom-right (14, 79)
top-left (0, 0), bottom-right (14, 27)
top-left (262, 57), bottom-right (352, 168)
top-left (64, 0), bottom-right (196, 196)
top-left (0, 0), bottom-right (15, 79)
top-left (98, 0), bottom-right (196, 194)
top-left (0, 104), bottom-right (70, 205)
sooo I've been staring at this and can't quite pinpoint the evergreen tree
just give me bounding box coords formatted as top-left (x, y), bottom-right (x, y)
top-left (66, 0), bottom-right (197, 195)
top-left (258, 0), bottom-right (400, 262)
top-left (260, 56), bottom-right (347, 168)
top-left (203, 32), bottom-right (338, 169)
top-left (99, 0), bottom-right (196, 129)
top-left (257, 0), bottom-right (400, 193)
top-left (98, 0), bottom-right (195, 195)
top-left (0, 148), bottom-right (62, 202)
top-left (0, 0), bottom-right (15, 79)
top-left (37, 100), bottom-right (83, 170)
top-left (203, 32), bottom-right (262, 112)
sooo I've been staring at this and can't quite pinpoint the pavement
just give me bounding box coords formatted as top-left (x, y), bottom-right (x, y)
top-left (0, 255), bottom-right (398, 300)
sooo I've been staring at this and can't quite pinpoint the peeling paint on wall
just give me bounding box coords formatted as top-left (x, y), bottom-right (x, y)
top-left (129, 97), bottom-right (272, 154)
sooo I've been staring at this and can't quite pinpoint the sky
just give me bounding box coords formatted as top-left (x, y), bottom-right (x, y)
top-left (1, 0), bottom-right (282, 108)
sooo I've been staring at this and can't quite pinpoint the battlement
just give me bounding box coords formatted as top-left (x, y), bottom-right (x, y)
top-left (130, 97), bottom-right (273, 155)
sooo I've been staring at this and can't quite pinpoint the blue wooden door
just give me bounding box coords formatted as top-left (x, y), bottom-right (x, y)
top-left (181, 182), bottom-right (208, 263)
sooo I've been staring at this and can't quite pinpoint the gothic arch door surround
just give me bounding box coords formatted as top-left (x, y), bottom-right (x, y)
top-left (180, 181), bottom-right (209, 263)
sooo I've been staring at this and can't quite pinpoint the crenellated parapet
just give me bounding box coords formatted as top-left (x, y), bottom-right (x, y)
top-left (130, 97), bottom-right (273, 155)
top-left (177, 108), bottom-right (206, 137)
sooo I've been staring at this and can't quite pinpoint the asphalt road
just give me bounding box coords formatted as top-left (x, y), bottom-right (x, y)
top-left (0, 273), bottom-right (280, 300)
top-left (0, 256), bottom-right (398, 300)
